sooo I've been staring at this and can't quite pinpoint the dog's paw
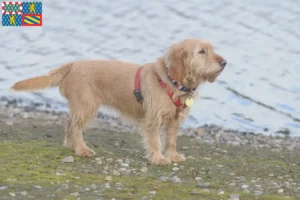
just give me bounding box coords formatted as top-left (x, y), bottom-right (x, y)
top-left (167, 153), bottom-right (185, 163)
top-left (151, 157), bottom-right (171, 165)
top-left (75, 148), bottom-right (96, 157)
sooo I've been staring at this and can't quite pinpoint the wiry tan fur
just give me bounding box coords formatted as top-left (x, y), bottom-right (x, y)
top-left (10, 39), bottom-right (226, 165)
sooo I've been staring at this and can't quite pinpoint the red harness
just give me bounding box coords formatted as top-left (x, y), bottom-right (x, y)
top-left (134, 67), bottom-right (187, 108)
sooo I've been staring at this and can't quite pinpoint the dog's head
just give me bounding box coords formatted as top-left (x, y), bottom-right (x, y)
top-left (164, 39), bottom-right (226, 89)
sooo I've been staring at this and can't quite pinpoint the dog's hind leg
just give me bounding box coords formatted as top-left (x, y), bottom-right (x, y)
top-left (65, 95), bottom-right (100, 157)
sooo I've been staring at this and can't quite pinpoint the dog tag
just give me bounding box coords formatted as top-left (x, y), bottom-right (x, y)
top-left (185, 98), bottom-right (194, 107)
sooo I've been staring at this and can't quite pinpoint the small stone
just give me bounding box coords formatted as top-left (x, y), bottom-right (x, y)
top-left (278, 189), bottom-right (284, 193)
top-left (217, 190), bottom-right (224, 195)
top-left (203, 157), bottom-right (211, 160)
top-left (121, 163), bottom-right (129, 167)
top-left (173, 167), bottom-right (179, 172)
top-left (124, 158), bottom-right (130, 164)
top-left (61, 156), bottom-right (74, 163)
top-left (56, 172), bottom-right (62, 176)
top-left (190, 191), bottom-right (200, 195)
top-left (106, 158), bottom-right (113, 162)
top-left (73, 176), bottom-right (80, 180)
top-left (160, 176), bottom-right (169, 182)
top-left (97, 161), bottom-right (103, 164)
top-left (148, 191), bottom-right (156, 195)
top-left (199, 189), bottom-right (210, 194)
top-left (113, 170), bottom-right (121, 176)
top-left (104, 166), bottom-right (109, 170)
top-left (251, 180), bottom-right (256, 183)
top-left (34, 185), bottom-right (42, 189)
top-left (70, 192), bottom-right (79, 196)
top-left (195, 177), bottom-right (202, 181)
top-left (217, 165), bottom-right (223, 168)
top-left (9, 192), bottom-right (15, 197)
top-left (170, 176), bottom-right (181, 184)
top-left (20, 191), bottom-right (27, 196)
top-left (229, 183), bottom-right (236, 187)
top-left (197, 182), bottom-right (210, 188)
top-left (173, 163), bottom-right (178, 166)
top-left (105, 176), bottom-right (112, 181)
top-left (181, 146), bottom-right (189, 150)
top-left (229, 194), bottom-right (240, 200)
top-left (115, 183), bottom-right (123, 190)
top-left (119, 168), bottom-right (126, 172)
top-left (104, 183), bottom-right (110, 189)
top-left (95, 158), bottom-right (101, 161)
top-left (269, 173), bottom-right (274, 177)
top-left (255, 191), bottom-right (263, 196)
top-left (0, 186), bottom-right (7, 190)
top-left (85, 188), bottom-right (90, 191)
top-left (90, 184), bottom-right (97, 189)
top-left (242, 184), bottom-right (249, 189)
top-left (140, 167), bottom-right (148, 173)
top-left (230, 173), bottom-right (236, 176)
top-left (116, 159), bottom-right (123, 164)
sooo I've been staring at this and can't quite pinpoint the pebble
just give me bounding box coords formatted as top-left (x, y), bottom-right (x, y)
top-left (172, 167), bottom-right (179, 172)
top-left (116, 159), bottom-right (123, 164)
top-left (104, 183), bottom-right (110, 189)
top-left (90, 184), bottom-right (97, 189)
top-left (97, 161), bottom-right (102, 164)
top-left (0, 186), bottom-right (7, 190)
top-left (9, 192), bottom-right (15, 197)
top-left (70, 192), bottom-right (79, 196)
top-left (170, 176), bottom-right (181, 184)
top-left (241, 184), bottom-right (249, 189)
top-left (203, 157), bottom-right (211, 160)
top-left (195, 177), bottom-right (202, 181)
top-left (61, 156), bottom-right (74, 163)
top-left (119, 168), bottom-right (127, 172)
top-left (34, 185), bottom-right (42, 189)
top-left (95, 157), bottom-right (101, 161)
top-left (20, 191), bottom-right (27, 196)
top-left (251, 180), bottom-right (256, 183)
top-left (197, 182), bottom-right (210, 188)
top-left (181, 146), bottom-right (189, 150)
top-left (121, 163), bottom-right (129, 167)
top-left (229, 194), bottom-right (240, 200)
top-left (104, 166), bottom-right (109, 170)
top-left (190, 191), bottom-right (200, 195)
top-left (105, 176), bottom-right (112, 181)
top-left (149, 191), bottom-right (156, 195)
top-left (140, 167), bottom-right (148, 173)
top-left (216, 165), bottom-right (223, 168)
top-left (115, 183), bottom-right (123, 190)
top-left (113, 170), bottom-right (121, 176)
top-left (278, 189), bottom-right (284, 193)
top-left (255, 191), bottom-right (263, 196)
top-left (160, 176), bottom-right (169, 182)
top-left (229, 183), bottom-right (236, 187)
top-left (106, 158), bottom-right (113, 162)
top-left (217, 190), bottom-right (224, 195)
top-left (230, 173), bottom-right (236, 176)
top-left (269, 173), bottom-right (274, 177)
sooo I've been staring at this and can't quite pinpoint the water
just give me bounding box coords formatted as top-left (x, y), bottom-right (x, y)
top-left (1, 0), bottom-right (300, 135)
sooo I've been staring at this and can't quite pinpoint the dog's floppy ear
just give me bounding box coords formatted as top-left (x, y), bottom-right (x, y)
top-left (164, 44), bottom-right (187, 77)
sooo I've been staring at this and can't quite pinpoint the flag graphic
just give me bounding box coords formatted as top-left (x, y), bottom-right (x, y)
top-left (1, 2), bottom-right (42, 26)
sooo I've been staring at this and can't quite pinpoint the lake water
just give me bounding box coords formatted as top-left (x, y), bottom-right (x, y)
top-left (0, 0), bottom-right (300, 135)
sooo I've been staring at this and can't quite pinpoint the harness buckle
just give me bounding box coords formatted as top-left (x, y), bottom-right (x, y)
top-left (134, 89), bottom-right (143, 103)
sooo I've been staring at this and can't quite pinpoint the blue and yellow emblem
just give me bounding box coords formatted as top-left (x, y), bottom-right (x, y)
top-left (1, 2), bottom-right (42, 27)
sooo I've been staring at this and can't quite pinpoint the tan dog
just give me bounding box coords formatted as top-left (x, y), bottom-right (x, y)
top-left (11, 39), bottom-right (226, 165)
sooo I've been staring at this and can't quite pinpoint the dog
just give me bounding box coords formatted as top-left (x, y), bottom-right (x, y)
top-left (11, 39), bottom-right (226, 165)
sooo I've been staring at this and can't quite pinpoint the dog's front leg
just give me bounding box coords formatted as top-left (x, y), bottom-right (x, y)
top-left (165, 120), bottom-right (185, 163)
top-left (142, 121), bottom-right (171, 165)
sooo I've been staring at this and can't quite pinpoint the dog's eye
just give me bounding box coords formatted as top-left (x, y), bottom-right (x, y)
top-left (198, 49), bottom-right (206, 54)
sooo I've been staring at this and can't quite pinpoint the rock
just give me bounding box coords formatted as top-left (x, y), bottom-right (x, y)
top-left (190, 191), bottom-right (200, 195)
top-left (203, 157), bottom-right (211, 160)
top-left (116, 159), bottom-right (123, 164)
top-left (149, 191), bottom-right (156, 195)
top-left (70, 192), bottom-right (79, 196)
top-left (104, 183), bottom-right (110, 189)
top-left (119, 168), bottom-right (127, 172)
top-left (278, 189), bottom-right (284, 193)
top-left (195, 177), bottom-right (202, 181)
top-left (217, 190), bottom-right (224, 195)
top-left (217, 165), bottom-right (223, 168)
top-left (90, 184), bottom-right (97, 189)
top-left (56, 172), bottom-right (62, 176)
top-left (34, 185), bottom-right (42, 189)
top-left (61, 156), bottom-right (74, 163)
top-left (104, 166), bottom-right (109, 170)
top-left (85, 188), bottom-right (90, 191)
top-left (172, 167), bottom-right (179, 172)
top-left (255, 191), bottom-right (263, 196)
top-left (140, 167), bottom-right (148, 173)
top-left (115, 183), bottom-right (123, 190)
top-left (121, 163), bottom-right (129, 167)
top-left (197, 182), bottom-right (210, 188)
top-left (251, 180), bottom-right (256, 183)
top-left (173, 163), bottom-right (178, 166)
top-left (113, 170), bottom-right (121, 176)
top-left (241, 184), bottom-right (249, 189)
top-left (106, 158), bottom-right (113, 162)
top-left (269, 173), bottom-right (274, 177)
top-left (160, 176), bottom-right (169, 182)
top-left (124, 158), bottom-right (130, 164)
top-left (229, 183), bottom-right (236, 187)
top-left (181, 146), bottom-right (189, 150)
top-left (229, 194), bottom-right (240, 200)
top-left (105, 176), bottom-right (112, 181)
top-left (0, 186), bottom-right (7, 190)
top-left (230, 173), bottom-right (236, 176)
top-left (9, 192), bottom-right (15, 197)
top-left (170, 176), bottom-right (181, 184)
top-left (20, 191), bottom-right (27, 196)
top-left (95, 157), bottom-right (101, 161)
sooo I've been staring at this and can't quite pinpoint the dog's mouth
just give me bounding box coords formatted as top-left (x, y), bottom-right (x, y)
top-left (215, 68), bottom-right (224, 74)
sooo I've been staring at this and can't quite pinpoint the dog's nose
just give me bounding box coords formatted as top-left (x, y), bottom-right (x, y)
top-left (219, 60), bottom-right (227, 68)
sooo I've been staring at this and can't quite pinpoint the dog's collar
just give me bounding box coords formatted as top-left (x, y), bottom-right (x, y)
top-left (166, 67), bottom-right (196, 92)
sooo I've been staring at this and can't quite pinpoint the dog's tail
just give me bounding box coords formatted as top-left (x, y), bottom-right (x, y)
top-left (10, 63), bottom-right (73, 92)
